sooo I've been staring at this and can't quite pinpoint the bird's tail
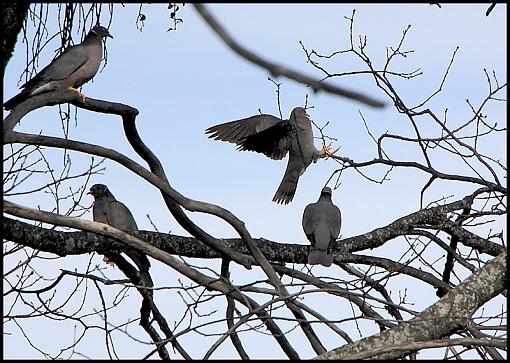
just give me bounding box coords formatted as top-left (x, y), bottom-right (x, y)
top-left (136, 258), bottom-right (154, 326)
top-left (127, 251), bottom-right (154, 325)
top-left (273, 180), bottom-right (297, 204)
top-left (126, 250), bottom-right (153, 292)
top-left (4, 90), bottom-right (30, 111)
top-left (308, 249), bottom-right (334, 267)
top-left (273, 167), bottom-right (302, 204)
top-left (140, 271), bottom-right (154, 292)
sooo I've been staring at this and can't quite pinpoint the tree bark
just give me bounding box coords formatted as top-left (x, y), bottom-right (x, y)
top-left (317, 251), bottom-right (507, 360)
top-left (2, 2), bottom-right (30, 76)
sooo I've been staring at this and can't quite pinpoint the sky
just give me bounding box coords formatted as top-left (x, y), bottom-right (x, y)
top-left (3, 3), bottom-right (507, 359)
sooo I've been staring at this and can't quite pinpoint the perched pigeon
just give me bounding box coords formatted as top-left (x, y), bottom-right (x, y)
top-left (302, 187), bottom-right (341, 267)
top-left (88, 184), bottom-right (153, 289)
top-left (206, 107), bottom-right (335, 204)
top-left (4, 25), bottom-right (113, 110)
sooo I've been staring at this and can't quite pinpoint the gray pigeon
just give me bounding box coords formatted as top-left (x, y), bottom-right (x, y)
top-left (4, 25), bottom-right (113, 110)
top-left (88, 184), bottom-right (152, 289)
top-left (302, 187), bottom-right (341, 267)
top-left (206, 107), bottom-right (333, 204)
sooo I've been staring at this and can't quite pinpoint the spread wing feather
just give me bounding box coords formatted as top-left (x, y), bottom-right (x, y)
top-left (206, 114), bottom-right (293, 160)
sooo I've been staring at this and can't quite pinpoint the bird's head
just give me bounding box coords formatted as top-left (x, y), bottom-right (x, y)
top-left (88, 183), bottom-right (110, 198)
top-left (90, 25), bottom-right (113, 39)
top-left (320, 187), bottom-right (333, 196)
top-left (291, 107), bottom-right (310, 119)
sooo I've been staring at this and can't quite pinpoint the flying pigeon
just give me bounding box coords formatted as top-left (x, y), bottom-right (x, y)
top-left (205, 107), bottom-right (337, 204)
top-left (4, 25), bottom-right (113, 110)
top-left (88, 183), bottom-right (153, 290)
top-left (302, 187), bottom-right (341, 267)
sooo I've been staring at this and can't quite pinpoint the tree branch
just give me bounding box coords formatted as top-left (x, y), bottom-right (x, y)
top-left (193, 3), bottom-right (385, 108)
top-left (318, 251), bottom-right (507, 360)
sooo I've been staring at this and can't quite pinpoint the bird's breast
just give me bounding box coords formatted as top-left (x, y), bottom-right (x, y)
top-left (75, 59), bottom-right (102, 87)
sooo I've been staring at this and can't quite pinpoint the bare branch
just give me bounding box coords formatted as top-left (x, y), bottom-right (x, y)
top-left (193, 4), bottom-right (385, 108)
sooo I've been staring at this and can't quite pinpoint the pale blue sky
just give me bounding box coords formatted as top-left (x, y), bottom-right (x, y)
top-left (3, 3), bottom-right (506, 359)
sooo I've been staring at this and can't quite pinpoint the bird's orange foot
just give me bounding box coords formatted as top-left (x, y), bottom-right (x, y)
top-left (102, 256), bottom-right (116, 267)
top-left (321, 143), bottom-right (340, 159)
top-left (68, 87), bottom-right (88, 103)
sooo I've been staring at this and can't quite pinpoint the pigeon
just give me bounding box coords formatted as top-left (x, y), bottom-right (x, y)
top-left (88, 183), bottom-right (153, 290)
top-left (206, 107), bottom-right (336, 204)
top-left (302, 187), bottom-right (341, 267)
top-left (4, 24), bottom-right (113, 110)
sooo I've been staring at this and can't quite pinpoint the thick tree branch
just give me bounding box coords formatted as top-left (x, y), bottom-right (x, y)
top-left (2, 2), bottom-right (30, 76)
top-left (317, 251), bottom-right (507, 360)
top-left (0, 215), bottom-right (449, 296)
top-left (344, 337), bottom-right (506, 360)
top-left (4, 185), bottom-right (503, 264)
top-left (3, 91), bottom-right (139, 132)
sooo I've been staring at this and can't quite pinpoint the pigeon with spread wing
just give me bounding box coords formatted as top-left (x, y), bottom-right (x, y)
top-left (206, 107), bottom-right (337, 204)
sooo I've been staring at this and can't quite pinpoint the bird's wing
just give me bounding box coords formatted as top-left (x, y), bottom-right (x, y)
top-left (238, 121), bottom-right (293, 160)
top-left (206, 114), bottom-right (292, 160)
top-left (326, 204), bottom-right (342, 239)
top-left (313, 222), bottom-right (331, 249)
top-left (302, 203), bottom-right (318, 242)
top-left (22, 44), bottom-right (90, 89)
top-left (106, 201), bottom-right (138, 232)
top-left (206, 114), bottom-right (282, 142)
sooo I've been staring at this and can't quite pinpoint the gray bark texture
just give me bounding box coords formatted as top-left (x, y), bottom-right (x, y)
top-left (317, 251), bottom-right (507, 360)
top-left (2, 2), bottom-right (30, 75)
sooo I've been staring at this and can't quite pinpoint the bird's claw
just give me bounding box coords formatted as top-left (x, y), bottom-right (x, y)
top-left (102, 256), bottom-right (116, 267)
top-left (321, 143), bottom-right (340, 159)
top-left (68, 87), bottom-right (88, 103)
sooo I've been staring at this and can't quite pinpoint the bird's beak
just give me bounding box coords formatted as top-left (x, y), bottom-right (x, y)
top-left (87, 191), bottom-right (93, 195)
top-left (106, 32), bottom-right (113, 39)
